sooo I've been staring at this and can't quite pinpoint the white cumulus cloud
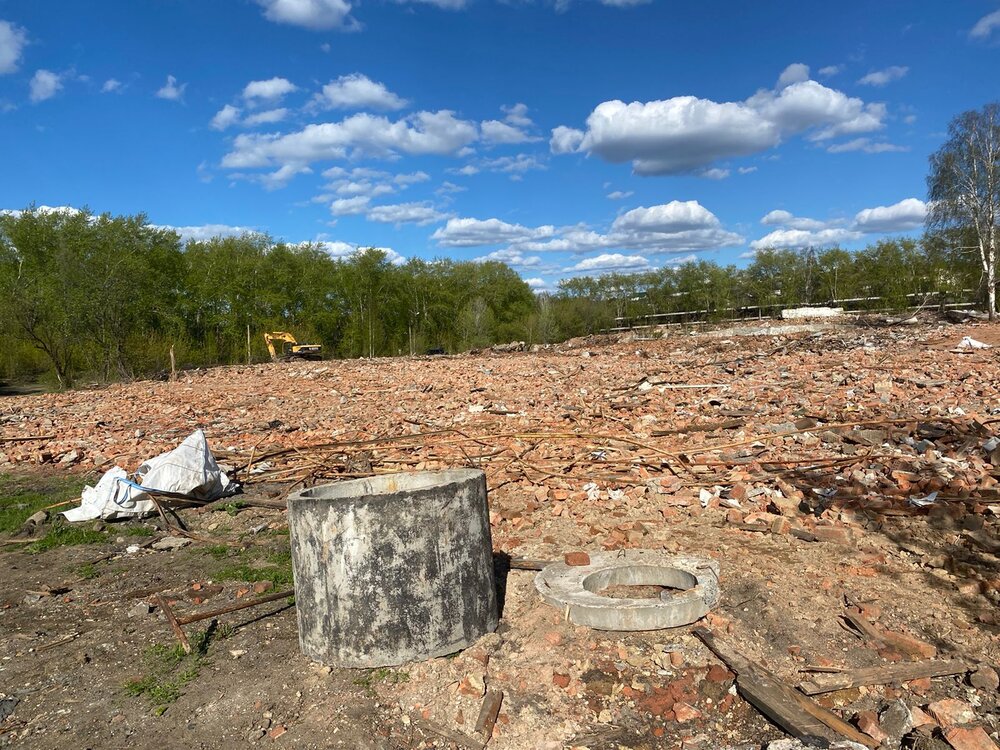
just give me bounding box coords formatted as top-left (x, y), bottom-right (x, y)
top-left (101, 78), bottom-right (122, 93)
top-left (244, 107), bottom-right (289, 126)
top-left (475, 248), bottom-right (546, 268)
top-left (480, 119), bottom-right (539, 144)
top-left (0, 20), bottom-right (27, 75)
top-left (243, 77), bottom-right (298, 101)
top-left (313, 73), bottom-right (407, 110)
top-left (568, 253), bottom-right (650, 272)
top-left (210, 104), bottom-right (242, 130)
top-left (222, 110), bottom-right (478, 170)
top-left (156, 74), bottom-right (186, 101)
top-left (552, 70), bottom-right (886, 175)
top-left (153, 223), bottom-right (261, 242)
top-left (432, 217), bottom-right (555, 247)
top-left (255, 0), bottom-right (356, 29)
top-left (853, 198), bottom-right (927, 232)
top-left (366, 201), bottom-right (448, 226)
top-left (549, 125), bottom-right (585, 154)
top-left (751, 227), bottom-right (862, 250)
top-left (330, 196), bottom-right (370, 215)
top-left (752, 197), bottom-right (928, 248)
top-left (857, 66), bottom-right (909, 87)
top-left (304, 240), bottom-right (406, 264)
top-left (776, 63), bottom-right (810, 89)
top-left (29, 69), bottom-right (62, 103)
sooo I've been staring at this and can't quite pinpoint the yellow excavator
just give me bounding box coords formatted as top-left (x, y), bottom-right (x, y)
top-left (264, 332), bottom-right (323, 362)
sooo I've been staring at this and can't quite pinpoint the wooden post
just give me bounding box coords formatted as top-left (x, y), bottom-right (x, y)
top-left (169, 345), bottom-right (177, 382)
top-left (246, 324), bottom-right (251, 365)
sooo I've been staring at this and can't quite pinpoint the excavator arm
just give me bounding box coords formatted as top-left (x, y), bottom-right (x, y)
top-left (263, 332), bottom-right (322, 362)
top-left (263, 332), bottom-right (298, 362)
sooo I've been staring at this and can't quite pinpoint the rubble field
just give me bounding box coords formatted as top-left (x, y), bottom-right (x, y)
top-left (1, 321), bottom-right (999, 750)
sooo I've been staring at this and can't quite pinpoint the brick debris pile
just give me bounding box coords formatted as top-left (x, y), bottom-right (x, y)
top-left (1, 321), bottom-right (999, 748)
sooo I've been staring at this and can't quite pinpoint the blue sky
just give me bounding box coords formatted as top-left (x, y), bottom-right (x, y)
top-left (1, 0), bottom-right (999, 290)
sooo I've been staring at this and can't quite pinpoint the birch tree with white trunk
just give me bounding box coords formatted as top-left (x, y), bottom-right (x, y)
top-left (927, 103), bottom-right (1000, 320)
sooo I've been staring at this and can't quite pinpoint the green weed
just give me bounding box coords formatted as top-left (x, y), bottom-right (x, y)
top-left (26, 520), bottom-right (107, 552)
top-left (124, 632), bottom-right (208, 713)
top-left (215, 548), bottom-right (294, 588)
top-left (0, 473), bottom-right (87, 534)
top-left (352, 667), bottom-right (410, 694)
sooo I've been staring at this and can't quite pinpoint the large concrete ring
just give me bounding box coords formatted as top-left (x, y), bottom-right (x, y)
top-left (534, 551), bottom-right (720, 631)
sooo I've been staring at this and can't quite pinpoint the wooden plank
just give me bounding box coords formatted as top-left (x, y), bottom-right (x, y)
top-left (799, 660), bottom-right (969, 695)
top-left (475, 689), bottom-right (504, 739)
top-left (507, 558), bottom-right (551, 571)
top-left (693, 628), bottom-right (877, 749)
top-left (156, 594), bottom-right (192, 654)
top-left (736, 672), bottom-right (842, 743)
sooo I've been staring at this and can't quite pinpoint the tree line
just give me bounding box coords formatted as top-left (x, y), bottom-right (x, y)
top-left (0, 206), bottom-right (979, 388)
top-left (1, 101), bottom-right (996, 388)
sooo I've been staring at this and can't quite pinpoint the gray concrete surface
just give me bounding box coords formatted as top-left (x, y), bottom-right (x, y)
top-left (288, 470), bottom-right (499, 667)
top-left (534, 550), bottom-right (720, 631)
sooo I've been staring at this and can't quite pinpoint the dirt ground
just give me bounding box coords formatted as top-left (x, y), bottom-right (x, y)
top-left (1, 320), bottom-right (999, 749)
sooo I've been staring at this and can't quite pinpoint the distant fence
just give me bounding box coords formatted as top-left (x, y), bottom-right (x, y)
top-left (605, 290), bottom-right (979, 334)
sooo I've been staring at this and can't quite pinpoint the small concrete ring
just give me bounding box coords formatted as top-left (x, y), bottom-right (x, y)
top-left (534, 550), bottom-right (720, 631)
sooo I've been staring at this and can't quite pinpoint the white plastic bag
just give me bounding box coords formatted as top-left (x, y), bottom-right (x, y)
top-left (63, 430), bottom-right (232, 522)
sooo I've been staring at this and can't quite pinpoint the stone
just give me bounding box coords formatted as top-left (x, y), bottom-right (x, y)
top-left (128, 602), bottom-right (153, 618)
top-left (942, 726), bottom-right (999, 750)
top-left (879, 699), bottom-right (914, 744)
top-left (151, 535), bottom-right (191, 551)
top-left (552, 673), bottom-right (570, 689)
top-left (970, 665), bottom-right (999, 692)
top-left (59, 449), bottom-right (81, 464)
top-left (926, 698), bottom-right (976, 727)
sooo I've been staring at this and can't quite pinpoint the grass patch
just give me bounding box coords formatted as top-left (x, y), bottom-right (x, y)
top-left (124, 632), bottom-right (208, 713)
top-left (223, 501), bottom-right (246, 517)
top-left (202, 544), bottom-right (231, 560)
top-left (352, 667), bottom-right (410, 695)
top-left (77, 563), bottom-right (99, 579)
top-left (0, 472), bottom-right (87, 534)
top-left (215, 549), bottom-right (294, 588)
top-left (26, 518), bottom-right (107, 552)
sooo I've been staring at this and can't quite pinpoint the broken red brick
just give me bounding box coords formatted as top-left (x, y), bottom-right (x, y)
top-left (672, 702), bottom-right (701, 723)
top-left (927, 698), bottom-right (976, 727)
top-left (855, 710), bottom-right (888, 744)
top-left (563, 551), bottom-right (590, 566)
top-left (942, 725), bottom-right (999, 750)
top-left (552, 673), bottom-right (570, 689)
top-left (706, 665), bottom-right (734, 683)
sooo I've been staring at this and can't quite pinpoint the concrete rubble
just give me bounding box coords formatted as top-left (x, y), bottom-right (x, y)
top-left (1, 320), bottom-right (999, 748)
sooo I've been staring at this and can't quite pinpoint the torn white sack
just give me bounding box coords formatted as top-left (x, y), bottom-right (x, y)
top-left (63, 429), bottom-right (233, 522)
